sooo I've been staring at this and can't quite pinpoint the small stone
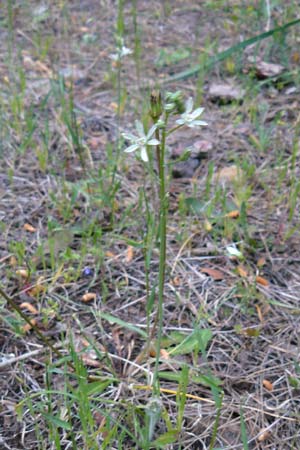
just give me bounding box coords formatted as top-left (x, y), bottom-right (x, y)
top-left (190, 140), bottom-right (213, 159)
top-left (209, 83), bottom-right (245, 103)
top-left (246, 57), bottom-right (285, 79)
top-left (172, 158), bottom-right (200, 178)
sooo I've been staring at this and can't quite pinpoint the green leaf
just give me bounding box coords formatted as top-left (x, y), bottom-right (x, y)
top-left (240, 407), bottom-right (249, 450)
top-left (98, 312), bottom-right (147, 338)
top-left (288, 376), bottom-right (299, 389)
top-left (156, 48), bottom-right (190, 67)
top-left (198, 328), bottom-right (213, 353)
top-left (192, 374), bottom-right (222, 389)
top-left (41, 412), bottom-right (72, 430)
top-left (83, 379), bottom-right (113, 396)
top-left (185, 197), bottom-right (206, 215)
top-left (48, 229), bottom-right (74, 256)
top-left (152, 429), bottom-right (179, 446)
top-left (109, 234), bottom-right (144, 248)
top-left (168, 329), bottom-right (212, 356)
top-left (158, 370), bottom-right (222, 389)
top-left (168, 330), bottom-right (198, 355)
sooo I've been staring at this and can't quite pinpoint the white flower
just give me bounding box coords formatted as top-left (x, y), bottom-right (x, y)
top-left (176, 97), bottom-right (208, 128)
top-left (110, 38), bottom-right (132, 62)
top-left (122, 121), bottom-right (160, 162)
top-left (226, 245), bottom-right (243, 259)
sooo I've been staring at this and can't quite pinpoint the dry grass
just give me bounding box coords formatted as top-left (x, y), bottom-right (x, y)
top-left (1, 1), bottom-right (300, 449)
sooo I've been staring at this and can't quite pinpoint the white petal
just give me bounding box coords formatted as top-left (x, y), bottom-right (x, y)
top-left (226, 246), bottom-right (243, 258)
top-left (122, 132), bottom-right (137, 142)
top-left (147, 138), bottom-right (160, 146)
top-left (146, 123), bottom-right (157, 139)
top-left (135, 120), bottom-right (145, 138)
top-left (191, 107), bottom-right (204, 119)
top-left (175, 118), bottom-right (185, 125)
top-left (185, 97), bottom-right (193, 113)
top-left (191, 120), bottom-right (208, 127)
top-left (124, 144), bottom-right (139, 153)
top-left (120, 46), bottom-right (132, 57)
top-left (140, 147), bottom-right (149, 162)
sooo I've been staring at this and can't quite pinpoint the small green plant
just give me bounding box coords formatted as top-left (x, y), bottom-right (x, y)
top-left (122, 90), bottom-right (207, 397)
top-left (51, 77), bottom-right (90, 171)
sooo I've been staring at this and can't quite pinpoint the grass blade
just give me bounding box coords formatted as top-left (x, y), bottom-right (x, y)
top-left (164, 18), bottom-right (300, 83)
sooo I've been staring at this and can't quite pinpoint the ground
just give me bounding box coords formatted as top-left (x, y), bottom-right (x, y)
top-left (0, 1), bottom-right (300, 449)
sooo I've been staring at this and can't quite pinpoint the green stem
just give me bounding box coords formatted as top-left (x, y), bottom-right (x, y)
top-left (166, 123), bottom-right (183, 136)
top-left (208, 392), bottom-right (224, 450)
top-left (153, 121), bottom-right (167, 389)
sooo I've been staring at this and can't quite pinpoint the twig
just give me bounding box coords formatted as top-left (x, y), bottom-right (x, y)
top-left (0, 286), bottom-right (74, 370)
top-left (0, 348), bottom-right (43, 369)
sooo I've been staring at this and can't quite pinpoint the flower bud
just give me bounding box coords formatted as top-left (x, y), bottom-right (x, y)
top-left (150, 90), bottom-right (162, 120)
top-left (165, 91), bottom-right (185, 114)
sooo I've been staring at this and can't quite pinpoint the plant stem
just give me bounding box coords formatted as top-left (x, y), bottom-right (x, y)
top-left (166, 123), bottom-right (183, 136)
top-left (153, 121), bottom-right (167, 389)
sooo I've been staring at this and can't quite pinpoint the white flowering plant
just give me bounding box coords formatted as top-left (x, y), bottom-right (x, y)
top-left (122, 90), bottom-right (207, 389)
top-left (176, 97), bottom-right (207, 128)
top-left (109, 37), bottom-right (132, 62)
top-left (123, 91), bottom-right (207, 164)
top-left (122, 121), bottom-right (159, 162)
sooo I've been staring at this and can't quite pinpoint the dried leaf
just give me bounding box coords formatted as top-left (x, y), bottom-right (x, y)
top-left (216, 165), bottom-right (243, 184)
top-left (22, 52), bottom-right (53, 77)
top-left (256, 304), bottom-right (264, 323)
top-left (16, 269), bottom-right (29, 279)
top-left (237, 265), bottom-right (248, 278)
top-left (82, 292), bottom-right (97, 303)
top-left (81, 355), bottom-right (101, 368)
top-left (88, 136), bottom-right (107, 149)
top-left (225, 210), bottom-right (240, 219)
top-left (291, 51), bottom-right (300, 64)
top-left (29, 279), bottom-right (46, 297)
top-left (263, 379), bottom-right (273, 392)
top-left (204, 219), bottom-right (212, 231)
top-left (149, 348), bottom-right (156, 357)
top-left (22, 319), bottom-right (37, 333)
top-left (23, 223), bottom-right (36, 232)
top-left (20, 302), bottom-right (38, 315)
top-left (257, 257), bottom-right (266, 268)
top-left (9, 256), bottom-right (17, 267)
top-left (126, 246), bottom-right (134, 263)
top-left (93, 411), bottom-right (107, 430)
top-left (105, 251), bottom-right (115, 258)
top-left (257, 429), bottom-right (271, 442)
top-left (172, 276), bottom-right (181, 286)
top-left (160, 349), bottom-right (170, 360)
top-left (256, 275), bottom-right (269, 287)
top-left (110, 101), bottom-right (118, 110)
top-left (201, 267), bottom-right (224, 281)
top-left (244, 327), bottom-right (261, 337)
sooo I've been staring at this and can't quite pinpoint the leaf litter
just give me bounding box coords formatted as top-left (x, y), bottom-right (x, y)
top-left (0, 1), bottom-right (300, 449)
